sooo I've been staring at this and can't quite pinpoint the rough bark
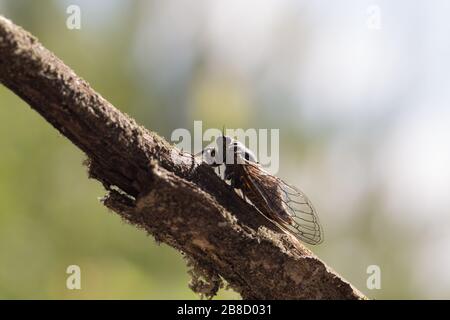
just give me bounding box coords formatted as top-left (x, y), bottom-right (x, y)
top-left (0, 16), bottom-right (366, 300)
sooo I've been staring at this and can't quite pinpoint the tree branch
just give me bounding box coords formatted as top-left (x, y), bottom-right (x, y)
top-left (0, 16), bottom-right (366, 300)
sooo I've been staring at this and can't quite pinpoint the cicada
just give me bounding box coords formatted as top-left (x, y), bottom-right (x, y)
top-left (198, 135), bottom-right (323, 245)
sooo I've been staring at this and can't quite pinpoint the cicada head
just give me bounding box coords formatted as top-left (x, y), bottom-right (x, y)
top-left (224, 137), bottom-right (257, 164)
top-left (201, 147), bottom-right (220, 166)
top-left (201, 135), bottom-right (258, 166)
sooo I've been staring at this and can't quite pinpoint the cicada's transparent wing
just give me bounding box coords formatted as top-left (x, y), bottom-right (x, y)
top-left (275, 179), bottom-right (323, 245)
top-left (241, 161), bottom-right (323, 245)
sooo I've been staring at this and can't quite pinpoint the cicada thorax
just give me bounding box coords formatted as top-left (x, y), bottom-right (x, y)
top-left (228, 164), bottom-right (293, 225)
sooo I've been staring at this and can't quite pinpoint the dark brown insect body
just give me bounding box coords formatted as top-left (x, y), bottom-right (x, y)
top-left (200, 135), bottom-right (323, 245)
top-left (227, 163), bottom-right (293, 225)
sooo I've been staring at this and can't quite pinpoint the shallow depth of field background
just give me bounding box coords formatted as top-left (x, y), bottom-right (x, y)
top-left (1, 0), bottom-right (450, 299)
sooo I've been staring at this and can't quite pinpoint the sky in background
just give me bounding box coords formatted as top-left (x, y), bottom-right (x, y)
top-left (1, 0), bottom-right (450, 299)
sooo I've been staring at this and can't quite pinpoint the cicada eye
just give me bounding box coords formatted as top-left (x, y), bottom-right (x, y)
top-left (203, 148), bottom-right (218, 166)
top-left (224, 136), bottom-right (232, 146)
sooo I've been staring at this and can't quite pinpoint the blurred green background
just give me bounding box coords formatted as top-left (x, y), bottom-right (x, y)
top-left (1, 0), bottom-right (450, 299)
